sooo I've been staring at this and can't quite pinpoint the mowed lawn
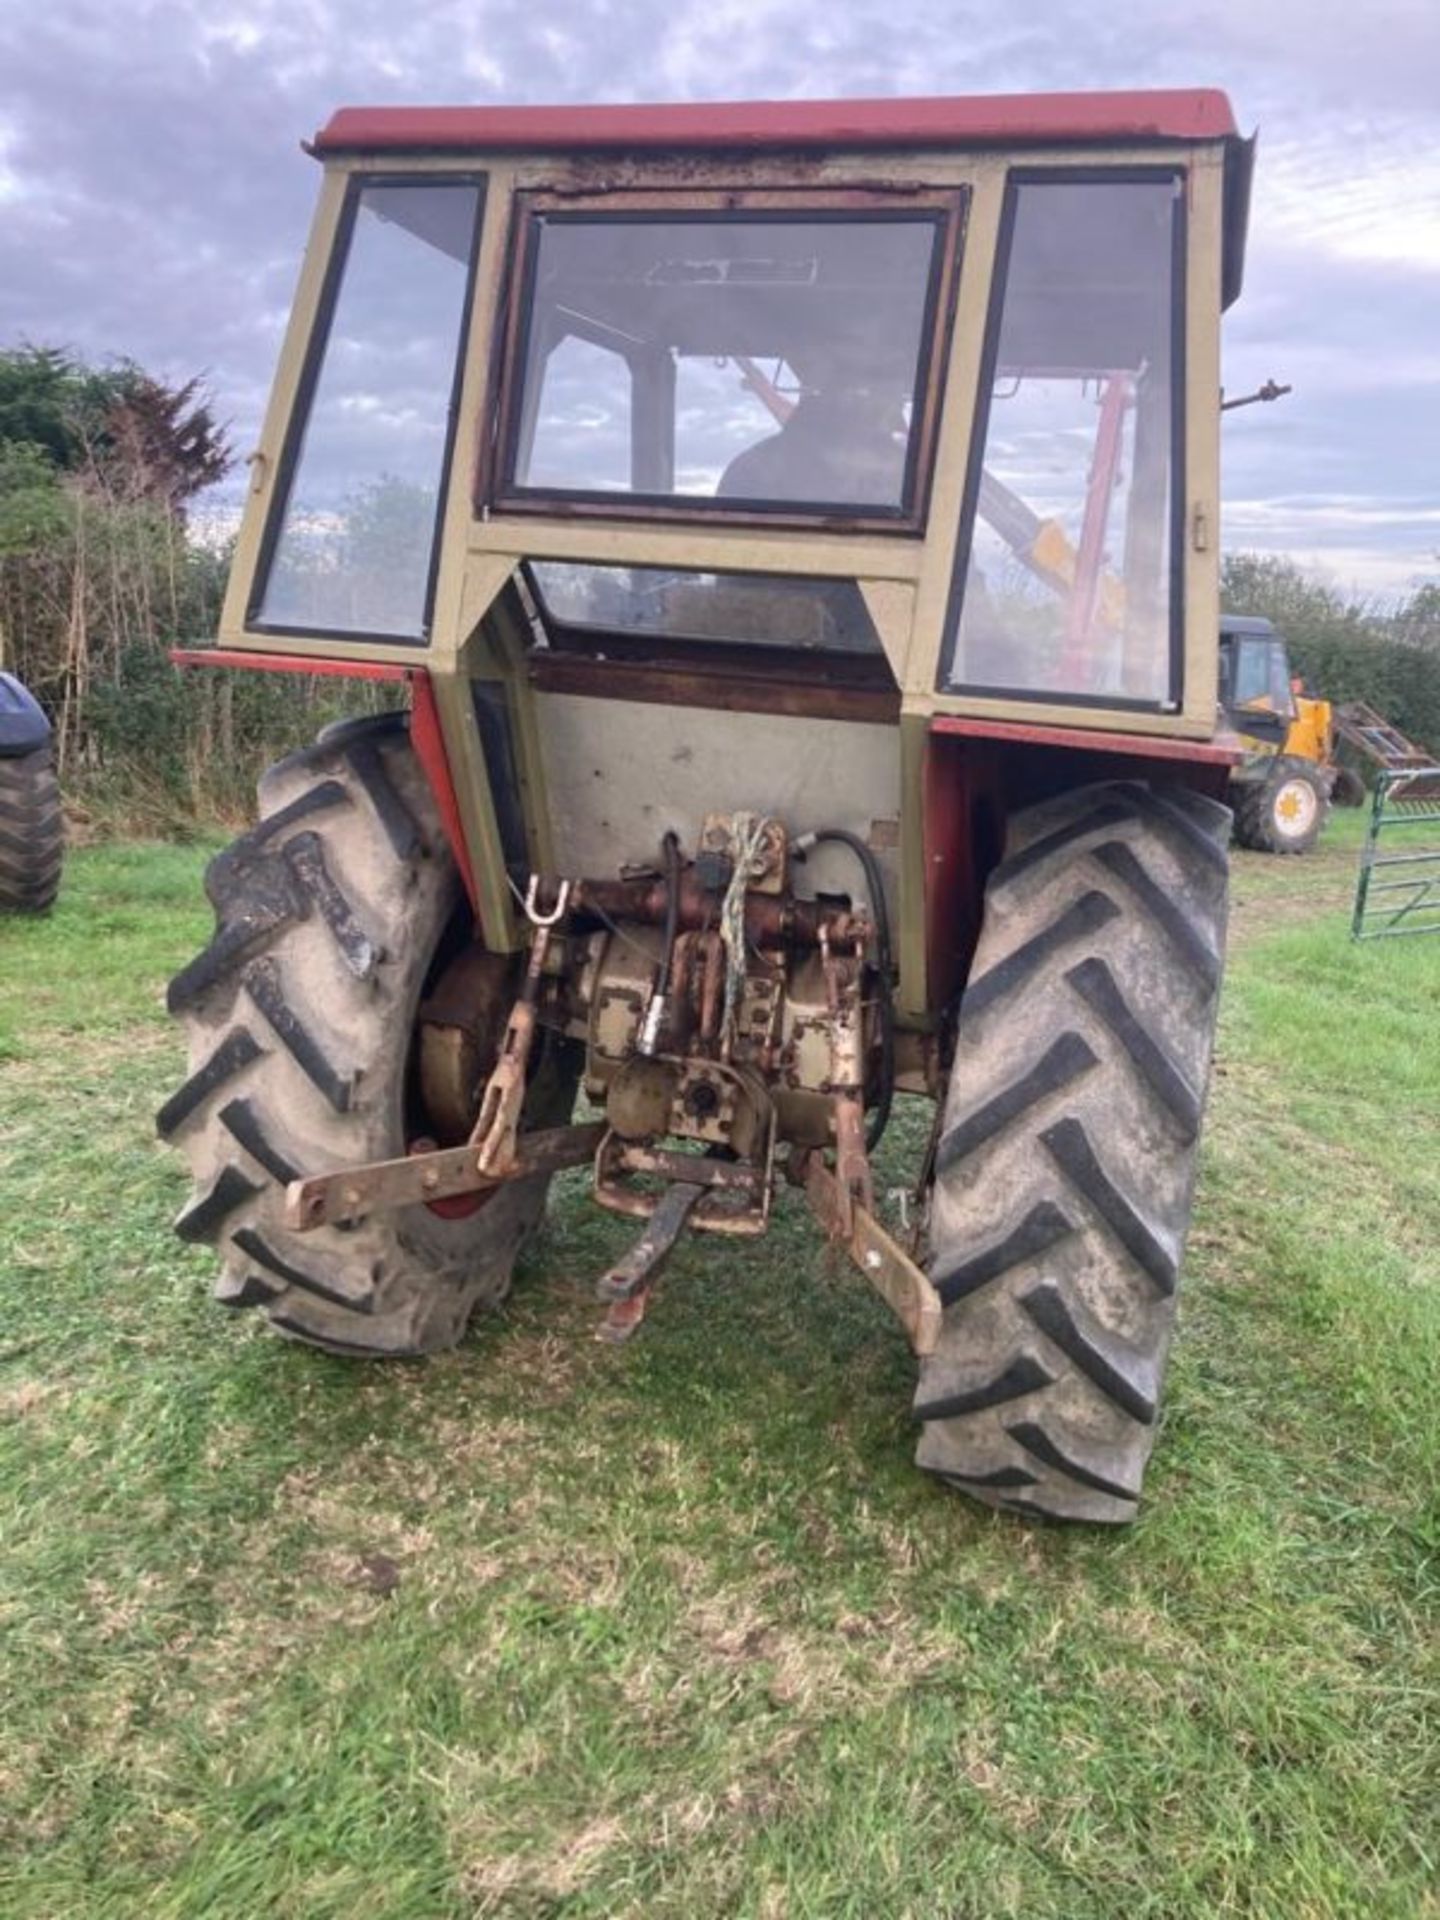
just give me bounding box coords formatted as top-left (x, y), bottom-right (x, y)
top-left (1, 815), bottom-right (1436, 1919)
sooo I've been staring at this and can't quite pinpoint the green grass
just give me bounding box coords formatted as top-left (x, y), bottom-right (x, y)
top-left (2, 827), bottom-right (1437, 1919)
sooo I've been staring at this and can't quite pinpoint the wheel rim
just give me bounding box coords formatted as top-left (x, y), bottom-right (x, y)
top-left (1273, 776), bottom-right (1319, 839)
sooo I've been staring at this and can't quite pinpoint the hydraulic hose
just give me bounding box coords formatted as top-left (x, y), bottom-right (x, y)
top-left (658, 830), bottom-right (682, 993)
top-left (639, 829), bottom-right (683, 1056)
top-left (797, 828), bottom-right (896, 1152)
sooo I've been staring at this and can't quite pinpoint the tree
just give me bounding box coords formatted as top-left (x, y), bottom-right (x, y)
top-left (0, 345), bottom-right (233, 760)
top-left (89, 370), bottom-right (231, 515)
top-left (0, 346), bottom-right (231, 518)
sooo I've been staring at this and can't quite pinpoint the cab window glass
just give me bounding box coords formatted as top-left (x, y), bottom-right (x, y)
top-left (942, 176), bottom-right (1183, 706)
top-left (1233, 638), bottom-right (1294, 714)
top-left (1232, 640), bottom-right (1270, 704)
top-left (527, 562), bottom-right (886, 661)
top-left (254, 178), bottom-right (483, 639)
top-left (504, 210), bottom-right (951, 518)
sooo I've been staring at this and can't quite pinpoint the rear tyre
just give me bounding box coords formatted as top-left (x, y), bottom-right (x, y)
top-left (914, 780), bottom-right (1230, 1523)
top-left (1233, 755), bottom-right (1328, 854)
top-left (160, 712), bottom-right (576, 1356)
top-left (0, 746), bottom-right (64, 914)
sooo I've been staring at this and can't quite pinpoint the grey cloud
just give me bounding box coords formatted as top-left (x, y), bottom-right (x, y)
top-left (1, 0), bottom-right (1435, 594)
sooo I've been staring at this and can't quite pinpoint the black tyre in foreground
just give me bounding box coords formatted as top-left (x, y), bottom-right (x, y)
top-left (1233, 754), bottom-right (1328, 854)
top-left (160, 713), bottom-right (575, 1356)
top-left (914, 780), bottom-right (1230, 1522)
top-left (0, 674), bottom-right (63, 915)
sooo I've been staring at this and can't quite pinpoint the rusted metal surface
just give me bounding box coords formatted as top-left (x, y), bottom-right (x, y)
top-left (699, 932), bottom-right (725, 1047)
top-left (701, 811), bottom-right (787, 894)
top-left (284, 1121), bottom-right (606, 1231)
top-left (611, 1144), bottom-right (757, 1191)
top-left (929, 713), bottom-right (1244, 766)
top-left (607, 1057), bottom-right (679, 1140)
top-left (471, 879), bottom-right (570, 1176)
top-left (415, 944), bottom-right (516, 1143)
top-left (592, 1124), bottom-right (773, 1236)
top-left (314, 91), bottom-right (1239, 157)
top-left (416, 1017), bottom-right (487, 1153)
top-left (596, 1179), bottom-right (706, 1308)
top-left (830, 1091), bottom-right (872, 1230)
top-left (802, 1156), bottom-right (941, 1356)
top-left (576, 875), bottom-right (865, 951)
top-left (818, 933), bottom-right (874, 1230)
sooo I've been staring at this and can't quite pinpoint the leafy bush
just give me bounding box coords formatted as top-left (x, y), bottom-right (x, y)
top-left (77, 644), bottom-right (400, 836)
top-left (1222, 553), bottom-right (1440, 752)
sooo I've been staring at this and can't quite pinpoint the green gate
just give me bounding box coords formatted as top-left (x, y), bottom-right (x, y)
top-left (1352, 766), bottom-right (1440, 940)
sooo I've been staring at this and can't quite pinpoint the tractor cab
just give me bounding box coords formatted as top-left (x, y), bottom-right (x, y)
top-left (1219, 614), bottom-right (1298, 742)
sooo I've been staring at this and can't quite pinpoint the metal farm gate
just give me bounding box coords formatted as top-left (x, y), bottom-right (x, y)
top-left (1352, 767), bottom-right (1440, 940)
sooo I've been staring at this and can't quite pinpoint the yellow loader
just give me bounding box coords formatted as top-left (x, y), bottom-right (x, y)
top-left (1219, 615), bottom-right (1353, 853)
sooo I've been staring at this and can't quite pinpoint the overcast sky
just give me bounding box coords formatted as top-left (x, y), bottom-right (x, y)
top-left (2, 0), bottom-right (1436, 599)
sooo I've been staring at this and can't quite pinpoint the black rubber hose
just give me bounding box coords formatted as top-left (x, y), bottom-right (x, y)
top-left (804, 829), bottom-right (896, 1152)
top-left (656, 829), bottom-right (682, 995)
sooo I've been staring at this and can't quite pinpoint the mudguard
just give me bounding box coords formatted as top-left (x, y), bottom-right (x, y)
top-left (0, 673), bottom-right (51, 757)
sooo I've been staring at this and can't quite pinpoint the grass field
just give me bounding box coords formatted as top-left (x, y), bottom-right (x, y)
top-left (1, 813), bottom-right (1436, 1919)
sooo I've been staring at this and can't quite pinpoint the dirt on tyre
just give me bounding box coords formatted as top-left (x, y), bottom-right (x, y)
top-left (1233, 755), bottom-right (1328, 854)
top-left (159, 712), bottom-right (576, 1355)
top-left (914, 779), bottom-right (1230, 1522)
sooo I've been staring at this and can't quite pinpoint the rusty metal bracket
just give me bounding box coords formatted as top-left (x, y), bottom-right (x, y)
top-left (593, 1121), bottom-right (775, 1236)
top-left (284, 1121), bottom-right (605, 1232)
top-left (595, 1179), bottom-right (706, 1344)
top-left (803, 1155), bottom-right (941, 1357)
top-left (472, 878), bottom-right (571, 1176)
top-left (818, 927), bottom-right (873, 1236)
top-left (597, 1179), bottom-right (706, 1307)
top-left (610, 1143), bottom-right (757, 1191)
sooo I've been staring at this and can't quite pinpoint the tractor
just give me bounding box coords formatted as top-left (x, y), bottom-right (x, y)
top-left (1219, 613), bottom-right (1436, 853)
top-left (164, 90), bottom-right (1256, 1522)
top-left (1220, 614), bottom-right (1337, 853)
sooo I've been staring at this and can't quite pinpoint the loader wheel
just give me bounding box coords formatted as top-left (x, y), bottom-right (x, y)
top-left (1233, 756), bottom-right (1328, 854)
top-left (914, 780), bottom-right (1230, 1523)
top-left (159, 711), bottom-right (576, 1356)
top-left (0, 746), bottom-right (64, 914)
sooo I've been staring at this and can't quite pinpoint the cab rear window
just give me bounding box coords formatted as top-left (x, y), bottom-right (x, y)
top-left (491, 196), bottom-right (961, 528)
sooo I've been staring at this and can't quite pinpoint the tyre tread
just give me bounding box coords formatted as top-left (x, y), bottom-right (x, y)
top-left (0, 745), bottom-right (63, 914)
top-left (915, 779), bottom-right (1228, 1523)
top-left (242, 957), bottom-right (354, 1113)
top-left (160, 717), bottom-right (579, 1357)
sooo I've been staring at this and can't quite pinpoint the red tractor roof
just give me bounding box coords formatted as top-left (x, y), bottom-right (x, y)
top-left (313, 89), bottom-right (1237, 156)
